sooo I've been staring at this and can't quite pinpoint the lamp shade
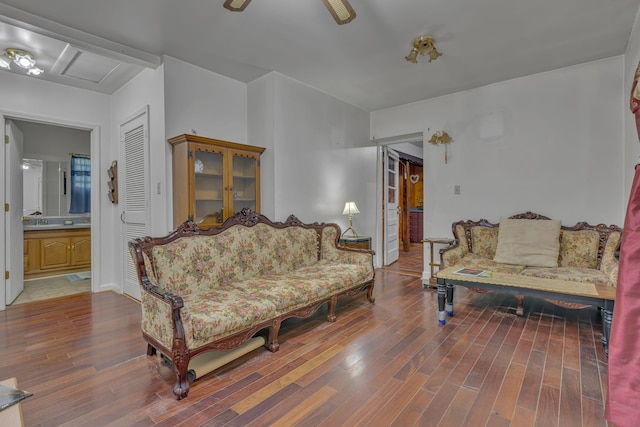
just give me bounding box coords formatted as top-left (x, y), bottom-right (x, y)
top-left (342, 201), bottom-right (360, 215)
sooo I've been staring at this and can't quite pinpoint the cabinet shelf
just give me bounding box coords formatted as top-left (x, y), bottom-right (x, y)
top-left (169, 134), bottom-right (265, 229)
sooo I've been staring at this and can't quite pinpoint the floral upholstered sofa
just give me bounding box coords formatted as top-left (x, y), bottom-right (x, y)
top-left (440, 212), bottom-right (621, 316)
top-left (437, 212), bottom-right (622, 354)
top-left (129, 209), bottom-right (375, 399)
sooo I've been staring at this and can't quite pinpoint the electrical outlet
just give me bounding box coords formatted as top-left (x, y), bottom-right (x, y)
top-left (454, 185), bottom-right (461, 195)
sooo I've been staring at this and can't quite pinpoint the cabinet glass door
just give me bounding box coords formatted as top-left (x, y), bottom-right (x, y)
top-left (231, 153), bottom-right (259, 215)
top-left (194, 147), bottom-right (225, 226)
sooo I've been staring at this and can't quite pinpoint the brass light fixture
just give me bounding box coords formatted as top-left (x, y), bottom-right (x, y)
top-left (405, 36), bottom-right (442, 64)
top-left (0, 48), bottom-right (43, 76)
top-left (223, 0), bottom-right (356, 25)
top-left (428, 130), bottom-right (453, 163)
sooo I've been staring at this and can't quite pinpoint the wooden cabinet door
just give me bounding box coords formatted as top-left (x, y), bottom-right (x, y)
top-left (40, 237), bottom-right (71, 269)
top-left (192, 143), bottom-right (226, 228)
top-left (71, 235), bottom-right (91, 266)
top-left (229, 149), bottom-right (261, 217)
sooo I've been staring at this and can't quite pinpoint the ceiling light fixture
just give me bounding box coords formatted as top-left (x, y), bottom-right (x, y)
top-left (0, 48), bottom-right (43, 76)
top-left (223, 0), bottom-right (356, 25)
top-left (405, 36), bottom-right (442, 64)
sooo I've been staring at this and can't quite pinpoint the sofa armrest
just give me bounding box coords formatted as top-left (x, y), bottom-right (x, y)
top-left (599, 231), bottom-right (621, 286)
top-left (320, 227), bottom-right (375, 274)
top-left (440, 241), bottom-right (467, 268)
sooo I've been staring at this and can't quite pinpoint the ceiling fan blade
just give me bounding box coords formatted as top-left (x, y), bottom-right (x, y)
top-left (322, 0), bottom-right (357, 25)
top-left (223, 0), bottom-right (252, 12)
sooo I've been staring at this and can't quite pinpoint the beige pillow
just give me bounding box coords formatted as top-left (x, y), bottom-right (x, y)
top-left (493, 218), bottom-right (561, 267)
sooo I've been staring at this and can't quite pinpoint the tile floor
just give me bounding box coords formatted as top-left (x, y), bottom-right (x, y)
top-left (10, 273), bottom-right (91, 305)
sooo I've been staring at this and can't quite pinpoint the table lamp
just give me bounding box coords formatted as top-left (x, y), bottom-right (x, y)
top-left (342, 201), bottom-right (360, 237)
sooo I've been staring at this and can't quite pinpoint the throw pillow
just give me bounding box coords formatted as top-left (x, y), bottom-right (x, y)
top-left (493, 218), bottom-right (561, 267)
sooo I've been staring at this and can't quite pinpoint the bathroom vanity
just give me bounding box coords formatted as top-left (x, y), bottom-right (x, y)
top-left (23, 220), bottom-right (91, 279)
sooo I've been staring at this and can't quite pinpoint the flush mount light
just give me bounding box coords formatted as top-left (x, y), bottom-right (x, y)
top-left (8, 48), bottom-right (36, 68)
top-left (224, 0), bottom-right (356, 25)
top-left (0, 48), bottom-right (43, 76)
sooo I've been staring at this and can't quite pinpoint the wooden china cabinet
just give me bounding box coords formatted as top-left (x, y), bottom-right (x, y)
top-left (168, 134), bottom-right (265, 229)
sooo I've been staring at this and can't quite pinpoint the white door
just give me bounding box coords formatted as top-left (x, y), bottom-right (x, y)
top-left (5, 120), bottom-right (24, 304)
top-left (120, 107), bottom-right (149, 301)
top-left (383, 146), bottom-right (400, 265)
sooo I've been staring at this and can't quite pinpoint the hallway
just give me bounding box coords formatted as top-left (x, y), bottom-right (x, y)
top-left (379, 242), bottom-right (424, 278)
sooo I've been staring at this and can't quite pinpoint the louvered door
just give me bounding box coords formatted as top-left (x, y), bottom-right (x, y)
top-left (120, 107), bottom-right (149, 301)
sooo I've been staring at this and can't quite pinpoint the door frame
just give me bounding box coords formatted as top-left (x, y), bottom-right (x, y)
top-left (0, 111), bottom-right (100, 310)
top-left (373, 132), bottom-right (424, 269)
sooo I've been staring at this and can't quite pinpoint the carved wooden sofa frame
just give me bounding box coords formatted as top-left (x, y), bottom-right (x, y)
top-left (129, 209), bottom-right (375, 399)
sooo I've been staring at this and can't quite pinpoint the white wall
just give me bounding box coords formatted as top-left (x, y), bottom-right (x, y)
top-left (248, 73), bottom-right (376, 245)
top-left (112, 65), bottom-right (168, 235)
top-left (372, 57), bottom-right (625, 242)
top-left (0, 71), bottom-right (112, 299)
top-left (247, 73), bottom-right (276, 218)
top-left (163, 56), bottom-right (248, 144)
top-left (20, 121), bottom-right (91, 162)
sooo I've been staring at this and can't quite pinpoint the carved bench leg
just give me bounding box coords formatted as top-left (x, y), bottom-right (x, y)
top-left (602, 300), bottom-right (614, 358)
top-left (267, 318), bottom-right (281, 352)
top-left (515, 295), bottom-right (524, 316)
top-left (437, 281), bottom-right (447, 324)
top-left (327, 295), bottom-right (338, 322)
top-left (445, 283), bottom-right (454, 316)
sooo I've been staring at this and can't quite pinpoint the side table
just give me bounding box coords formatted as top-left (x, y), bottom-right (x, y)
top-left (423, 237), bottom-right (454, 286)
top-left (338, 235), bottom-right (372, 250)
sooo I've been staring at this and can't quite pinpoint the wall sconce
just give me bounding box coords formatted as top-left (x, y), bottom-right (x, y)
top-left (0, 48), bottom-right (44, 76)
top-left (342, 201), bottom-right (360, 237)
top-left (405, 36), bottom-right (442, 64)
top-left (428, 131), bottom-right (453, 163)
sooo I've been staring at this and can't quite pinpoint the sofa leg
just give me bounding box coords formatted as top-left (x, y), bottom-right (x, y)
top-left (327, 295), bottom-right (338, 322)
top-left (367, 284), bottom-right (375, 303)
top-left (267, 319), bottom-right (281, 352)
top-left (172, 352), bottom-right (190, 400)
top-left (515, 295), bottom-right (524, 316)
top-left (147, 343), bottom-right (157, 356)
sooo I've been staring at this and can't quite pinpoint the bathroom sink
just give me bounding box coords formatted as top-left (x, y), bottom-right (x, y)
top-left (24, 223), bottom-right (90, 231)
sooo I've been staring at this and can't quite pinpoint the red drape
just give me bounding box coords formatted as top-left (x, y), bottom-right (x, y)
top-left (606, 62), bottom-right (640, 427)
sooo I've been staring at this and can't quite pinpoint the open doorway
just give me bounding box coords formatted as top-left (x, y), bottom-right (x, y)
top-left (5, 118), bottom-right (93, 305)
top-left (378, 135), bottom-right (424, 271)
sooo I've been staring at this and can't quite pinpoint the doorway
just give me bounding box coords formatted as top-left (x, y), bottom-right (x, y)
top-left (3, 117), bottom-right (95, 306)
top-left (377, 136), bottom-right (424, 268)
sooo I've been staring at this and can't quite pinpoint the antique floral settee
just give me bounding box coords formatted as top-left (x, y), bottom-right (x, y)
top-left (437, 212), bottom-right (622, 354)
top-left (129, 209), bottom-right (375, 399)
top-left (439, 212), bottom-right (621, 316)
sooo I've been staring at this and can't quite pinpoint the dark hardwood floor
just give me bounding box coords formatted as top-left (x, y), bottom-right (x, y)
top-left (0, 244), bottom-right (610, 426)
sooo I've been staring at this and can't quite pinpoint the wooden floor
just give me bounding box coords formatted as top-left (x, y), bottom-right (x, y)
top-left (0, 244), bottom-right (610, 426)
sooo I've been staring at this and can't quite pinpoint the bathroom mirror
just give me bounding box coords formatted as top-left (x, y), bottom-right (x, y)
top-left (23, 159), bottom-right (69, 216)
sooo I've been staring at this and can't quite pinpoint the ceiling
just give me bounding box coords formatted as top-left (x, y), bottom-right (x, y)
top-left (0, 0), bottom-right (638, 112)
